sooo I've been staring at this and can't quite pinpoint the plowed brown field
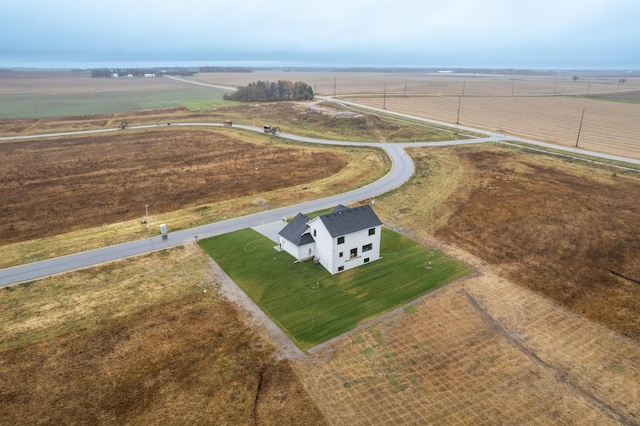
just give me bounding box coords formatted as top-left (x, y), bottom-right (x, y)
top-left (351, 96), bottom-right (640, 159)
top-left (188, 71), bottom-right (640, 160)
top-left (189, 71), bottom-right (640, 97)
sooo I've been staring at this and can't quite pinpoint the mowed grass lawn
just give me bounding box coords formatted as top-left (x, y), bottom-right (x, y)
top-left (200, 228), bottom-right (474, 351)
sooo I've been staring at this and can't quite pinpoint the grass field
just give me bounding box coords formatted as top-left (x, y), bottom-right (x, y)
top-left (0, 129), bottom-right (388, 268)
top-left (3, 70), bottom-right (640, 424)
top-left (0, 245), bottom-right (327, 425)
top-left (200, 227), bottom-right (474, 351)
top-left (0, 86), bottom-right (232, 119)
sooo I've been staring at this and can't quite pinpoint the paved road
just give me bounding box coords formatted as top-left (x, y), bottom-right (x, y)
top-left (1, 124), bottom-right (491, 286)
top-left (2, 103), bottom-right (639, 286)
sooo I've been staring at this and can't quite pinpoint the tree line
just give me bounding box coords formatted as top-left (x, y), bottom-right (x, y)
top-left (223, 80), bottom-right (314, 102)
top-left (199, 66), bottom-right (253, 73)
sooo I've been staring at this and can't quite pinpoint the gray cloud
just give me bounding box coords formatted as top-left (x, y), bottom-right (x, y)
top-left (1, 0), bottom-right (638, 68)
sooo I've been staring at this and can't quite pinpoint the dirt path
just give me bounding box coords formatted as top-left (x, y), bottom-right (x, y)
top-left (209, 259), bottom-right (306, 361)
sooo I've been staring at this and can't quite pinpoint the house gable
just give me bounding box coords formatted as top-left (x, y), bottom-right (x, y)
top-left (278, 212), bottom-right (313, 245)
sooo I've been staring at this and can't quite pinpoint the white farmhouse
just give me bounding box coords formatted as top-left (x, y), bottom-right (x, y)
top-left (278, 205), bottom-right (383, 274)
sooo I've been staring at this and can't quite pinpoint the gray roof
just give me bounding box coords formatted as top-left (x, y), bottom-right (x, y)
top-left (319, 204), bottom-right (382, 238)
top-left (278, 213), bottom-right (314, 245)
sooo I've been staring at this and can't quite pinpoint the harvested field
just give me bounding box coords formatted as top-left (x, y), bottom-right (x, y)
top-left (0, 128), bottom-right (348, 244)
top-left (295, 273), bottom-right (640, 425)
top-left (186, 71), bottom-right (640, 159)
top-left (432, 147), bottom-right (640, 339)
top-left (290, 145), bottom-right (640, 424)
top-left (187, 71), bottom-right (640, 97)
top-left (0, 71), bottom-right (231, 119)
top-left (0, 245), bottom-right (327, 425)
top-left (0, 71), bottom-right (187, 95)
top-left (375, 145), bottom-right (640, 339)
top-left (350, 96), bottom-right (640, 159)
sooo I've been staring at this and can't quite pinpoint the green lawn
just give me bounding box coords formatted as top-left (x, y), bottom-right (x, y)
top-left (200, 227), bottom-right (474, 351)
top-left (0, 86), bottom-right (234, 119)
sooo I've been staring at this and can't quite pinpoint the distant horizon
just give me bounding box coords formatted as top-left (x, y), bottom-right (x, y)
top-left (3, 1), bottom-right (638, 74)
top-left (2, 58), bottom-right (639, 73)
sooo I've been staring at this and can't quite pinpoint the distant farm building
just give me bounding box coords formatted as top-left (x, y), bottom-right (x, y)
top-left (278, 205), bottom-right (382, 274)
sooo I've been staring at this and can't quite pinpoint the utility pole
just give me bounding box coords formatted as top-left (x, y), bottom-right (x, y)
top-left (511, 80), bottom-right (515, 97)
top-left (145, 204), bottom-right (150, 227)
top-left (383, 84), bottom-right (386, 109)
top-left (404, 78), bottom-right (408, 97)
top-left (462, 80), bottom-right (466, 97)
top-left (456, 96), bottom-right (462, 124)
top-left (575, 109), bottom-right (585, 147)
top-left (553, 82), bottom-right (558, 97)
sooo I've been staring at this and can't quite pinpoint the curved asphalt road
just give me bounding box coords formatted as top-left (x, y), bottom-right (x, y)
top-left (1, 106), bottom-right (639, 286)
top-left (0, 124), bottom-right (492, 286)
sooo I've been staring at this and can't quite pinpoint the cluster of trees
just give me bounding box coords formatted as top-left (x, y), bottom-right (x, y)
top-left (224, 80), bottom-right (314, 102)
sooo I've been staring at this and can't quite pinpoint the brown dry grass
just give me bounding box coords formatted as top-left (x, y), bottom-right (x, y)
top-left (295, 274), bottom-right (640, 425)
top-left (290, 145), bottom-right (640, 424)
top-left (0, 245), bottom-right (327, 425)
top-left (0, 107), bottom-right (217, 136)
top-left (0, 127), bottom-right (347, 244)
top-left (375, 144), bottom-right (640, 339)
top-left (3, 73), bottom-right (640, 424)
top-left (433, 146), bottom-right (640, 339)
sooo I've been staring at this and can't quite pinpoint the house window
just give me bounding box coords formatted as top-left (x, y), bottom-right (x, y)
top-left (337, 236), bottom-right (345, 245)
top-left (369, 228), bottom-right (376, 236)
top-left (350, 248), bottom-right (358, 258)
top-left (313, 229), bottom-right (317, 237)
top-left (364, 257), bottom-right (370, 263)
top-left (362, 243), bottom-right (372, 252)
top-left (339, 252), bottom-right (343, 258)
top-left (338, 266), bottom-right (344, 271)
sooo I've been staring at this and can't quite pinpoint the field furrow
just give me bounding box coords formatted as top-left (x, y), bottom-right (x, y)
top-left (351, 96), bottom-right (640, 158)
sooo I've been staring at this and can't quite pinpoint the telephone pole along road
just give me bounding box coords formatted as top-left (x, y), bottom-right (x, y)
top-left (1, 105), bottom-right (639, 286)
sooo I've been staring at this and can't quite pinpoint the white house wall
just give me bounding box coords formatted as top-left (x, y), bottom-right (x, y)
top-left (279, 236), bottom-right (297, 259)
top-left (279, 236), bottom-right (316, 262)
top-left (307, 219), bottom-right (334, 272)
top-left (330, 225), bottom-right (381, 274)
top-left (296, 242), bottom-right (316, 261)
top-left (281, 215), bottom-right (383, 275)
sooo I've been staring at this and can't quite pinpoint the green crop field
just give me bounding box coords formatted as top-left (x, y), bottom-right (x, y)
top-left (0, 86), bottom-right (233, 119)
top-left (200, 227), bottom-right (474, 351)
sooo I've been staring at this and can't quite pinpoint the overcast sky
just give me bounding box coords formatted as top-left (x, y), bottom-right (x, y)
top-left (2, 0), bottom-right (638, 69)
